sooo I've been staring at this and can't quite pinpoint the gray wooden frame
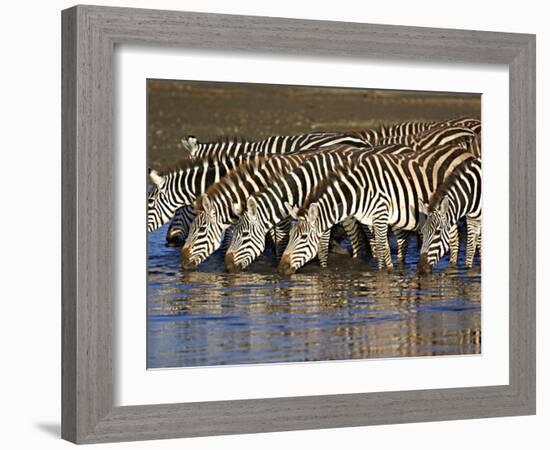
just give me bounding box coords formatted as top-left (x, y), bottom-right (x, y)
top-left (62, 4), bottom-right (536, 444)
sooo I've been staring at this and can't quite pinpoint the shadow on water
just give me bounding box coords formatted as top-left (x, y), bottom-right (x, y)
top-left (147, 225), bottom-right (481, 369)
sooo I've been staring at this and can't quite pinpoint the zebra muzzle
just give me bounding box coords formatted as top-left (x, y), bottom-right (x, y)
top-left (180, 246), bottom-right (198, 270)
top-left (224, 251), bottom-right (242, 273)
top-left (278, 254), bottom-right (296, 276)
top-left (417, 253), bottom-right (433, 274)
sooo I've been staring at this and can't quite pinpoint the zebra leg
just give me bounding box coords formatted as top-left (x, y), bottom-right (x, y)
top-left (448, 224), bottom-right (459, 266)
top-left (318, 230), bottom-right (332, 268)
top-left (394, 229), bottom-right (410, 264)
top-left (373, 221), bottom-right (393, 270)
top-left (274, 217), bottom-right (292, 258)
top-left (268, 218), bottom-right (292, 260)
top-left (360, 224), bottom-right (375, 262)
top-left (476, 233), bottom-right (482, 259)
top-left (328, 224), bottom-right (348, 255)
top-left (341, 218), bottom-right (364, 258)
top-left (465, 219), bottom-right (481, 268)
top-left (268, 228), bottom-right (276, 255)
top-left (219, 224), bottom-right (235, 252)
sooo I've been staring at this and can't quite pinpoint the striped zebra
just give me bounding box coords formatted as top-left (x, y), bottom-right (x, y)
top-left (180, 151), bottom-right (326, 270)
top-left (418, 158), bottom-right (482, 272)
top-left (179, 117), bottom-right (479, 164)
top-left (224, 144), bottom-right (414, 272)
top-left (443, 117), bottom-right (481, 134)
top-left (148, 154), bottom-right (256, 233)
top-left (162, 117), bottom-right (480, 244)
top-left (278, 144), bottom-right (476, 274)
top-left (225, 123), bottom-right (480, 272)
top-left (180, 131), bottom-right (367, 160)
top-left (164, 131), bottom-right (371, 245)
top-left (356, 120), bottom-right (437, 145)
top-left (355, 116), bottom-right (479, 146)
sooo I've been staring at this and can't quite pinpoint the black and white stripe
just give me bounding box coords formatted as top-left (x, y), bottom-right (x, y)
top-left (278, 145), bottom-right (476, 274)
top-left (180, 151), bottom-right (324, 270)
top-left (224, 144), bottom-right (414, 272)
top-left (148, 156), bottom-right (244, 233)
top-left (418, 158), bottom-right (482, 272)
top-left (180, 131), bottom-right (367, 160)
top-left (164, 131), bottom-right (371, 244)
top-left (225, 120), bottom-right (482, 272)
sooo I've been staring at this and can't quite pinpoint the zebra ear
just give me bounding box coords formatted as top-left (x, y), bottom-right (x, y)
top-left (439, 197), bottom-right (450, 215)
top-left (418, 202), bottom-right (429, 216)
top-left (149, 169), bottom-right (163, 186)
top-left (307, 203), bottom-right (320, 224)
top-left (247, 196), bottom-right (258, 219)
top-left (284, 202), bottom-right (299, 220)
top-left (181, 136), bottom-right (199, 156)
top-left (194, 193), bottom-right (210, 213)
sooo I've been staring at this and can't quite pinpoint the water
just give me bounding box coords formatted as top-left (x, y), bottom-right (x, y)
top-left (147, 226), bottom-right (481, 369)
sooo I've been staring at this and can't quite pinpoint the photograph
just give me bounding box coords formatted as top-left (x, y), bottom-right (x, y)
top-left (146, 79), bottom-right (482, 369)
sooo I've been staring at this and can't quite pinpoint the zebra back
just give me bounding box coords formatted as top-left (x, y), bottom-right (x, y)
top-left (180, 131), bottom-right (367, 160)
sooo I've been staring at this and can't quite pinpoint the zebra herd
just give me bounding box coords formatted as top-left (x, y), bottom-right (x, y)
top-left (147, 117), bottom-right (482, 275)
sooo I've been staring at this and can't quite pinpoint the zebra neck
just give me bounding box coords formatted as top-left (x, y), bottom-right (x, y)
top-left (209, 159), bottom-right (287, 224)
top-left (438, 160), bottom-right (481, 225)
top-left (315, 194), bottom-right (353, 235)
top-left (444, 187), bottom-right (475, 225)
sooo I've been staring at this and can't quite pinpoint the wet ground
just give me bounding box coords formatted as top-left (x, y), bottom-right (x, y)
top-left (147, 80), bottom-right (481, 369)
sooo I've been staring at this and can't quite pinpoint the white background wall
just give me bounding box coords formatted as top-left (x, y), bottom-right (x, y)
top-left (0, 0), bottom-right (546, 448)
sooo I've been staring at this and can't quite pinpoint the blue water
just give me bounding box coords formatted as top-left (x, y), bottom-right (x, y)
top-left (147, 226), bottom-right (481, 369)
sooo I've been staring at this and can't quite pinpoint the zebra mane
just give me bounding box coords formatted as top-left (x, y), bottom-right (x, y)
top-left (209, 154), bottom-right (298, 208)
top-left (428, 157), bottom-right (479, 212)
top-left (204, 155), bottom-right (271, 201)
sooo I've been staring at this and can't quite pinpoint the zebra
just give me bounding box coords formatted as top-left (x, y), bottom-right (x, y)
top-left (442, 117), bottom-right (481, 134)
top-left (180, 151), bottom-right (328, 270)
top-left (178, 117), bottom-right (479, 163)
top-left (167, 122), bottom-right (445, 242)
top-left (163, 118), bottom-right (480, 244)
top-left (148, 154), bottom-right (257, 233)
top-left (179, 131), bottom-right (367, 160)
top-left (225, 123), bottom-right (481, 272)
top-left (355, 116), bottom-right (479, 146)
top-left (417, 158), bottom-right (482, 272)
top-left (356, 120), bottom-right (437, 145)
top-left (224, 144), bottom-right (414, 272)
top-left (278, 144), bottom-right (476, 274)
top-left (164, 131), bottom-right (371, 245)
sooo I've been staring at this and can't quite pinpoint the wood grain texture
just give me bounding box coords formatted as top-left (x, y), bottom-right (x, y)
top-left (61, 4), bottom-right (536, 444)
top-left (61, 7), bottom-right (77, 443)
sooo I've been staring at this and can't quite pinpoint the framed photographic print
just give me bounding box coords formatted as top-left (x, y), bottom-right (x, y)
top-left (62, 5), bottom-right (536, 444)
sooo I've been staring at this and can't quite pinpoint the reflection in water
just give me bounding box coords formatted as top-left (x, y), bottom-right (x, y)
top-left (147, 225), bottom-right (481, 368)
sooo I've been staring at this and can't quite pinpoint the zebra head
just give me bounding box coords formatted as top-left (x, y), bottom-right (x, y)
top-left (180, 136), bottom-right (199, 157)
top-left (148, 169), bottom-right (178, 232)
top-left (180, 193), bottom-right (231, 270)
top-left (278, 202), bottom-right (323, 275)
top-left (418, 197), bottom-right (451, 273)
top-left (225, 196), bottom-right (268, 273)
